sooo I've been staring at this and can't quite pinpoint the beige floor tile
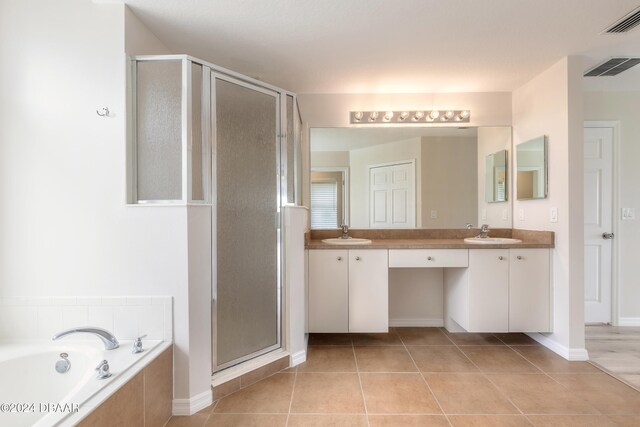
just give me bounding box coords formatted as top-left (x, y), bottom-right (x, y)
top-left (308, 333), bottom-right (352, 346)
top-left (354, 346), bottom-right (417, 372)
top-left (618, 374), bottom-right (640, 390)
top-left (396, 327), bottom-right (454, 345)
top-left (205, 414), bottom-right (287, 427)
top-left (360, 373), bottom-right (441, 414)
top-left (607, 414), bottom-right (640, 426)
top-left (291, 373), bottom-right (365, 414)
top-left (550, 373), bottom-right (640, 414)
top-left (461, 346), bottom-right (541, 373)
top-left (488, 373), bottom-right (599, 415)
top-left (408, 346), bottom-right (479, 373)
top-left (425, 373), bottom-right (519, 415)
top-left (494, 333), bottom-right (540, 346)
top-left (512, 346), bottom-right (600, 373)
top-left (214, 373), bottom-right (294, 414)
top-left (526, 414), bottom-right (619, 426)
top-left (287, 414), bottom-right (368, 426)
top-left (368, 414), bottom-right (450, 426)
top-left (297, 346), bottom-right (357, 372)
top-left (351, 332), bottom-right (404, 346)
top-left (448, 415), bottom-right (533, 426)
top-left (443, 332), bottom-right (504, 346)
top-left (165, 414), bottom-right (210, 427)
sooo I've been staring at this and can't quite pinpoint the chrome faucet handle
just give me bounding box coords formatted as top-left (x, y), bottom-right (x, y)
top-left (465, 223), bottom-right (474, 229)
top-left (341, 224), bottom-right (349, 239)
top-left (95, 360), bottom-right (111, 380)
top-left (132, 335), bottom-right (147, 354)
top-left (481, 224), bottom-right (489, 231)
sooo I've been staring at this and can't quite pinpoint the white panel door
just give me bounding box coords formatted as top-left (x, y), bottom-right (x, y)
top-left (349, 249), bottom-right (389, 332)
top-left (369, 162), bottom-right (415, 228)
top-left (584, 126), bottom-right (613, 324)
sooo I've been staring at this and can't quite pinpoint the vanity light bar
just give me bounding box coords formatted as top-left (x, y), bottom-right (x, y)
top-left (350, 110), bottom-right (470, 124)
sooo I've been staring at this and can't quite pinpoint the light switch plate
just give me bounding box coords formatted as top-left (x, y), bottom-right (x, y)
top-left (518, 208), bottom-right (525, 221)
top-left (550, 207), bottom-right (558, 223)
top-left (431, 210), bottom-right (438, 219)
top-left (622, 208), bottom-right (636, 220)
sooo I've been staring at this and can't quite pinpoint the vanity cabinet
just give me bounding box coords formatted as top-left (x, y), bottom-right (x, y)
top-left (445, 248), bottom-right (551, 333)
top-left (308, 249), bottom-right (388, 333)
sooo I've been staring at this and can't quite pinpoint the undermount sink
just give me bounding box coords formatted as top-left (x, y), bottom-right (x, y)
top-left (464, 237), bottom-right (522, 244)
top-left (322, 237), bottom-right (372, 245)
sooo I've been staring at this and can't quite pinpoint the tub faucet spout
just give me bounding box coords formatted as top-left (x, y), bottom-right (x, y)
top-left (53, 327), bottom-right (119, 350)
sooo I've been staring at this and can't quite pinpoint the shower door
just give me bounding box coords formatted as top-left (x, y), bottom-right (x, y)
top-left (212, 75), bottom-right (281, 372)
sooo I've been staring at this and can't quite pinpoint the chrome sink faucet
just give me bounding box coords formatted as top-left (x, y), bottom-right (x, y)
top-left (53, 327), bottom-right (120, 350)
top-left (477, 224), bottom-right (490, 238)
top-left (341, 224), bottom-right (349, 239)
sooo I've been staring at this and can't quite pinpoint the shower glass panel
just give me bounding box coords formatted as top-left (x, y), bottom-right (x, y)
top-left (135, 60), bottom-right (182, 201)
top-left (286, 95), bottom-right (295, 204)
top-left (214, 77), bottom-right (280, 370)
top-left (191, 63), bottom-right (204, 201)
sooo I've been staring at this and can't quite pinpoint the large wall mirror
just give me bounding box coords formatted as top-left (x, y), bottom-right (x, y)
top-left (516, 136), bottom-right (547, 200)
top-left (310, 126), bottom-right (512, 229)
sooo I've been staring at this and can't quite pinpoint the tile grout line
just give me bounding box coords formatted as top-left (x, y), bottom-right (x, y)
top-left (454, 334), bottom-right (525, 416)
top-left (351, 336), bottom-right (371, 427)
top-left (399, 330), bottom-right (454, 427)
top-left (284, 365), bottom-right (298, 427)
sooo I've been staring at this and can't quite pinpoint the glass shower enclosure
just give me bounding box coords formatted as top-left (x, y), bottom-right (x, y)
top-left (129, 55), bottom-right (302, 373)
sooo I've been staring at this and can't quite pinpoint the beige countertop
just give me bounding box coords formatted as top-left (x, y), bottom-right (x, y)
top-left (306, 238), bottom-right (554, 250)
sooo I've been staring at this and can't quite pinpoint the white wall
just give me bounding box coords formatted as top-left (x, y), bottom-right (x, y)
top-left (477, 127), bottom-right (513, 227)
top-left (349, 138), bottom-right (422, 228)
top-left (311, 151), bottom-right (349, 168)
top-left (0, 0), bottom-right (210, 406)
top-left (421, 136), bottom-right (477, 228)
top-left (584, 91), bottom-right (640, 323)
top-left (512, 57), bottom-right (585, 356)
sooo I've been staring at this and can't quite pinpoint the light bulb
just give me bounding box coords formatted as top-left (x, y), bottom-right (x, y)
top-left (399, 111), bottom-right (409, 121)
top-left (369, 111), bottom-right (379, 121)
top-left (383, 111), bottom-right (394, 121)
top-left (459, 110), bottom-right (470, 119)
top-left (413, 111), bottom-right (424, 121)
top-left (445, 111), bottom-right (454, 119)
top-left (354, 111), bottom-right (363, 121)
top-left (429, 110), bottom-right (440, 120)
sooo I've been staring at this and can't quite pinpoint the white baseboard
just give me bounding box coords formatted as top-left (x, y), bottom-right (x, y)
top-left (618, 317), bottom-right (640, 326)
top-left (291, 349), bottom-right (307, 366)
top-left (172, 389), bottom-right (213, 416)
top-left (389, 318), bottom-right (444, 327)
top-left (526, 333), bottom-right (589, 361)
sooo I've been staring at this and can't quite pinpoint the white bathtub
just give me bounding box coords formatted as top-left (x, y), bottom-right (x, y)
top-left (0, 339), bottom-right (168, 427)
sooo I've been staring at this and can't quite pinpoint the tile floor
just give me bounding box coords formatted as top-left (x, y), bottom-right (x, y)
top-left (166, 328), bottom-right (640, 427)
top-left (586, 325), bottom-right (640, 390)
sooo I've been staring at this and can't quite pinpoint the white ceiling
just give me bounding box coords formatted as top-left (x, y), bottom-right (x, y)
top-left (311, 127), bottom-right (477, 152)
top-left (125, 0), bottom-right (640, 93)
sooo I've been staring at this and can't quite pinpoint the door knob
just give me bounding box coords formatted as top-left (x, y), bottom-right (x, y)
top-left (602, 232), bottom-right (615, 240)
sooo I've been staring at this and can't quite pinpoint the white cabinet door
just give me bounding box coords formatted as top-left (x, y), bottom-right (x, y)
top-left (509, 249), bottom-right (551, 332)
top-left (349, 249), bottom-right (389, 332)
top-left (308, 250), bottom-right (349, 332)
top-left (468, 249), bottom-right (509, 332)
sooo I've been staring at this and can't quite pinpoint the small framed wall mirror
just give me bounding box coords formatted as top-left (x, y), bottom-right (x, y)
top-left (516, 136), bottom-right (548, 200)
top-left (485, 149), bottom-right (508, 203)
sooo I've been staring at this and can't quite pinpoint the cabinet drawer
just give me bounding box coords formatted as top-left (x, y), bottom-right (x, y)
top-left (389, 249), bottom-right (468, 268)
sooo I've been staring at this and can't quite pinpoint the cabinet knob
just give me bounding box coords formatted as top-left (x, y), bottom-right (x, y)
top-left (355, 256), bottom-right (361, 261)
top-left (337, 256), bottom-right (342, 261)
top-left (517, 255), bottom-right (523, 260)
top-left (498, 256), bottom-right (504, 260)
top-left (427, 256), bottom-right (434, 261)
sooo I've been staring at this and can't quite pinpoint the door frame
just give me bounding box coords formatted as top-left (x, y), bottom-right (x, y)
top-left (310, 166), bottom-right (350, 226)
top-left (584, 121), bottom-right (620, 325)
top-left (368, 159), bottom-right (417, 228)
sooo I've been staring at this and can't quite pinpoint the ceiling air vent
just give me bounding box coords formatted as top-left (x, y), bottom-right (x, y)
top-left (604, 6), bottom-right (640, 33)
top-left (584, 57), bottom-right (640, 76)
